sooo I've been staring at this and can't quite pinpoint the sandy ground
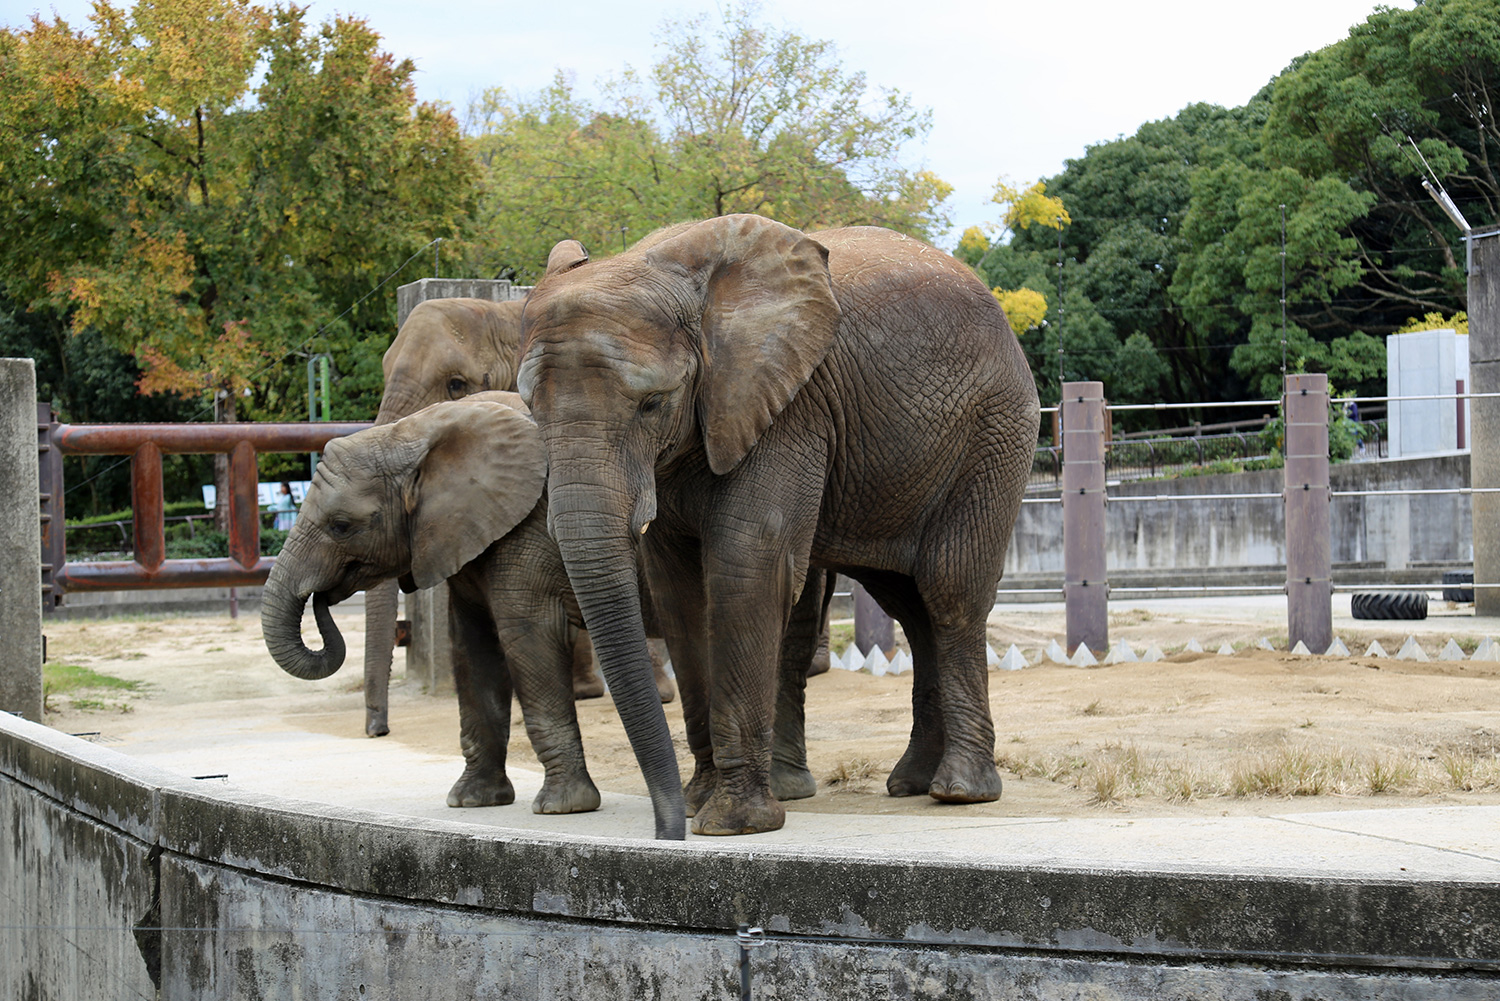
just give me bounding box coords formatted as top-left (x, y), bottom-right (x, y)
top-left (38, 595), bottom-right (1500, 821)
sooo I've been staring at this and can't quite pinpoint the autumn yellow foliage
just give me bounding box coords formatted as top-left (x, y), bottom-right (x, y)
top-left (1397, 311), bottom-right (1468, 335)
top-left (992, 287), bottom-right (1048, 334)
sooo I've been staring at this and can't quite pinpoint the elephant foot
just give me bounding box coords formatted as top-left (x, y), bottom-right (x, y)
top-left (770, 760), bottom-right (817, 801)
top-left (446, 768), bottom-right (516, 808)
top-left (532, 774), bottom-right (601, 815)
top-left (572, 676), bottom-right (606, 700)
top-left (886, 745), bottom-right (943, 797)
top-left (807, 635), bottom-right (831, 678)
top-left (928, 757), bottom-right (1003, 804)
top-left (683, 762), bottom-right (717, 818)
top-left (365, 708), bottom-right (390, 738)
top-left (654, 670), bottom-right (677, 704)
top-left (691, 784), bottom-right (785, 836)
top-left (649, 640), bottom-right (677, 703)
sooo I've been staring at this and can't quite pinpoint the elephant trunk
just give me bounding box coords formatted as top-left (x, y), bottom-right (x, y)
top-left (262, 563), bottom-right (347, 681)
top-left (547, 474), bottom-right (684, 840)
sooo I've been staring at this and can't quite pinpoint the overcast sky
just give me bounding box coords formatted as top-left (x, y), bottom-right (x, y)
top-left (8, 0), bottom-right (1410, 247)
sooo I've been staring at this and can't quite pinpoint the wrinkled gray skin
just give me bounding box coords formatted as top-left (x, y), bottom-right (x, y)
top-left (362, 298), bottom-right (675, 738)
top-left (263, 394), bottom-right (602, 814)
top-left (520, 216), bottom-right (1040, 839)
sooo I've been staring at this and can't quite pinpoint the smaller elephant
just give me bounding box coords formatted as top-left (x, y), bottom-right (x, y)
top-left (262, 392), bottom-right (604, 814)
top-left (361, 297), bottom-right (672, 739)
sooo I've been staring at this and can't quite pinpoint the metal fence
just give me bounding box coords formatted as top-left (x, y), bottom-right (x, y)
top-left (38, 404), bottom-right (369, 611)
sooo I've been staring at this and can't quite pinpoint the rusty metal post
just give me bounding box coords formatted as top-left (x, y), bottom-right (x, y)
top-left (1062, 381), bottom-right (1108, 656)
top-left (132, 442), bottom-right (165, 573)
top-left (853, 583), bottom-right (894, 656)
top-left (1, 359), bottom-right (44, 722)
top-left (1284, 373), bottom-right (1332, 653)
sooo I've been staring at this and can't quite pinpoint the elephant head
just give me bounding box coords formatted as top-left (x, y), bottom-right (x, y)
top-left (262, 394), bottom-right (547, 681)
top-left (517, 215), bottom-right (841, 838)
top-left (376, 298), bottom-right (526, 425)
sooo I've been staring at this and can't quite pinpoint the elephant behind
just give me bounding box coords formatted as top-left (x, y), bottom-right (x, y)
top-left (360, 297), bottom-right (672, 738)
top-left (263, 393), bottom-right (603, 815)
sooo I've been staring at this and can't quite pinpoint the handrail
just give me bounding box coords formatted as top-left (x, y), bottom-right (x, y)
top-left (40, 414), bottom-right (373, 605)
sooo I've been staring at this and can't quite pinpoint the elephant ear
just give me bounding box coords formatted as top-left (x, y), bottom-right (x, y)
top-left (545, 240), bottom-right (589, 276)
top-left (645, 214), bottom-right (840, 475)
top-left (404, 399), bottom-right (547, 589)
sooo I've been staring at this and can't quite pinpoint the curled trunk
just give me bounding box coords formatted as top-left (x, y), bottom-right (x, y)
top-left (262, 572), bottom-right (347, 681)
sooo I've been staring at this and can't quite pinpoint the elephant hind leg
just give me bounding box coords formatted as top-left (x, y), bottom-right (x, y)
top-left (853, 571), bottom-right (949, 798)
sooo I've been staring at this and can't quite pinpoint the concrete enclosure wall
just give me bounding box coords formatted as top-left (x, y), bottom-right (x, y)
top-left (4, 711), bottom-right (1497, 1000)
top-left (1007, 454), bottom-right (1473, 581)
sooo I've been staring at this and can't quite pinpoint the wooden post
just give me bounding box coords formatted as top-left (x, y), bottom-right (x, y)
top-left (1284, 373), bottom-right (1332, 653)
top-left (853, 583), bottom-right (894, 656)
top-left (1062, 381), bottom-right (1108, 656)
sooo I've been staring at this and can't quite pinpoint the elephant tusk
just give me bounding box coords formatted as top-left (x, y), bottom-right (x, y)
top-left (640, 520), bottom-right (651, 536)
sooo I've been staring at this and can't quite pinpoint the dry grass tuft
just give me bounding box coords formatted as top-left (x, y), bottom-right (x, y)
top-left (824, 756), bottom-right (882, 790)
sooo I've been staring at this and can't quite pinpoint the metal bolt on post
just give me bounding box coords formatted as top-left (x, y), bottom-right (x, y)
top-left (737, 925), bottom-right (765, 1001)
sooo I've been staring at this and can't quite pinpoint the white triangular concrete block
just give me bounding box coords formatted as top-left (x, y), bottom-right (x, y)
top-left (1439, 639), bottom-right (1466, 661)
top-left (842, 645), bottom-right (864, 671)
top-left (985, 644), bottom-right (1000, 668)
top-left (1142, 643), bottom-right (1165, 662)
top-left (1290, 640), bottom-right (1311, 655)
top-left (1256, 637), bottom-right (1276, 651)
top-left (1070, 643), bottom-right (1098, 667)
top-left (1216, 642), bottom-right (1235, 655)
top-left (1184, 638), bottom-right (1203, 653)
top-left (1103, 641), bottom-right (1137, 665)
top-left (1325, 637), bottom-right (1350, 657)
top-left (1364, 640), bottom-right (1388, 658)
top-left (864, 646), bottom-right (890, 676)
top-left (1045, 639), bottom-right (1069, 664)
top-left (889, 649), bottom-right (913, 675)
top-left (998, 645), bottom-right (1027, 671)
top-left (1473, 638), bottom-right (1500, 661)
top-left (1396, 636), bottom-right (1429, 662)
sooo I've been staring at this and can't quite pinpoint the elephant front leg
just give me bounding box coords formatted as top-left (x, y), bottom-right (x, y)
top-left (770, 571), bottom-right (826, 802)
top-left (692, 547), bottom-right (806, 836)
top-left (641, 536), bottom-right (714, 816)
top-left (446, 599), bottom-right (516, 808)
top-left (502, 612), bottom-right (602, 815)
top-left (569, 626), bottom-right (605, 700)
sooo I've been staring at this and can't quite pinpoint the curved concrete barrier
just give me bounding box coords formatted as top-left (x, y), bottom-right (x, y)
top-left (2, 710), bottom-right (1497, 999)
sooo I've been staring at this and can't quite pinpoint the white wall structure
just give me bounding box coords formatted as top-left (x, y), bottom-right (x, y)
top-left (1388, 328), bottom-right (1470, 457)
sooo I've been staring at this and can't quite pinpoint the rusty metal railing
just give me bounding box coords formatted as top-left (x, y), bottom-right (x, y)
top-left (38, 404), bottom-right (370, 610)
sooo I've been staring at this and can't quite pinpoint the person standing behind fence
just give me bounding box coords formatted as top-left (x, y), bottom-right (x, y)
top-left (271, 481), bottom-right (298, 531)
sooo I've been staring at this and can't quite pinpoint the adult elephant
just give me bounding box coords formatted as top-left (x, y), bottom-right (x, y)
top-left (264, 394), bottom-right (601, 813)
top-left (360, 298), bottom-right (675, 737)
top-left (519, 216), bottom-right (1039, 839)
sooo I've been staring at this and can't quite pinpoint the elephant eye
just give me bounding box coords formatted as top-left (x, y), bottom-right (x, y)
top-left (640, 393), bottom-right (665, 414)
top-left (329, 519), bottom-right (353, 539)
top-left (447, 377), bottom-right (467, 398)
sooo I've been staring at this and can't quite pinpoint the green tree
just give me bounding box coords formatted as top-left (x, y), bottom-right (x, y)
top-left (463, 2), bottom-right (949, 280)
top-left (0, 0), bottom-right (477, 516)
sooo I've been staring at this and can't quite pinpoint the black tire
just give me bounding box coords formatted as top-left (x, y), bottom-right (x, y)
top-left (1442, 570), bottom-right (1475, 603)
top-left (1350, 591), bottom-right (1428, 620)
